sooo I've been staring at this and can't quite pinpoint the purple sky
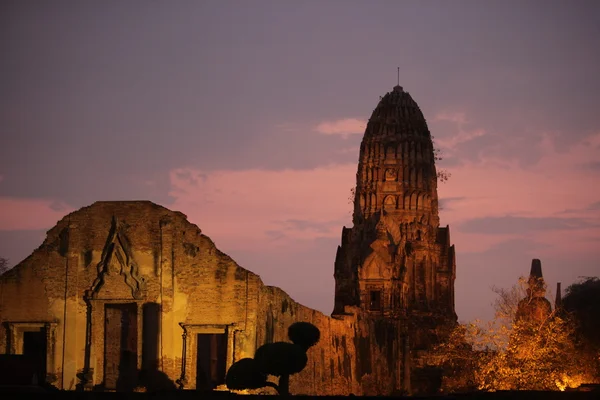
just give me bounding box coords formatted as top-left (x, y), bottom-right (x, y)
top-left (1, 0), bottom-right (599, 322)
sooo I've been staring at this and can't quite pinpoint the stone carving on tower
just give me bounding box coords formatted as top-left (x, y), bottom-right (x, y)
top-left (333, 85), bottom-right (457, 332)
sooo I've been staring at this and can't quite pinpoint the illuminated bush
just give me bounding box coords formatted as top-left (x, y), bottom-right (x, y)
top-left (433, 278), bottom-right (596, 392)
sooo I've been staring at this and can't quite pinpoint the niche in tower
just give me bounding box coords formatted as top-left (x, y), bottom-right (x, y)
top-left (384, 195), bottom-right (396, 212)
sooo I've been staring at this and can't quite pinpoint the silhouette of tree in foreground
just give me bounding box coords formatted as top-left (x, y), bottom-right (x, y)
top-left (226, 322), bottom-right (320, 395)
top-left (563, 277), bottom-right (600, 381)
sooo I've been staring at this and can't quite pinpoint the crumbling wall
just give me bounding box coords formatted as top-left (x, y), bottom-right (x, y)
top-left (254, 287), bottom-right (406, 395)
top-left (0, 200), bottom-right (408, 395)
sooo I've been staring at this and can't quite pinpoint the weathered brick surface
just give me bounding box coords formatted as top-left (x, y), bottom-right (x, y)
top-left (333, 86), bottom-right (459, 394)
top-left (0, 86), bottom-right (461, 395)
top-left (0, 201), bottom-right (406, 395)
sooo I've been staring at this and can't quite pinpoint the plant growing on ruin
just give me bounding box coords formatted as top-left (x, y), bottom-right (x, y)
top-left (348, 187), bottom-right (356, 206)
top-left (432, 136), bottom-right (451, 183)
top-left (226, 322), bottom-right (320, 395)
top-left (0, 257), bottom-right (8, 275)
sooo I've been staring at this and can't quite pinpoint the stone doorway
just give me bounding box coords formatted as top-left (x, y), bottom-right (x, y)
top-left (23, 329), bottom-right (47, 384)
top-left (195, 333), bottom-right (226, 390)
top-left (5, 322), bottom-right (57, 384)
top-left (104, 303), bottom-right (138, 391)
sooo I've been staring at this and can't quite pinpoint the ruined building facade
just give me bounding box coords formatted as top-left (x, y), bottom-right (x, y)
top-left (0, 202), bottom-right (383, 394)
top-left (0, 85), bottom-right (457, 394)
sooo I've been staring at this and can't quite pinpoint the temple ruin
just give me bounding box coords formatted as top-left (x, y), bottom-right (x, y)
top-left (0, 85), bottom-right (458, 394)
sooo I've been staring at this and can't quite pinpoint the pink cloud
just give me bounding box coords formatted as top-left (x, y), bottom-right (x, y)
top-left (168, 165), bottom-right (356, 251)
top-left (167, 130), bottom-right (600, 261)
top-left (0, 197), bottom-right (75, 231)
top-left (435, 111), bottom-right (468, 124)
top-left (438, 131), bottom-right (600, 254)
top-left (314, 118), bottom-right (366, 138)
top-left (433, 110), bottom-right (486, 150)
top-left (166, 128), bottom-right (599, 321)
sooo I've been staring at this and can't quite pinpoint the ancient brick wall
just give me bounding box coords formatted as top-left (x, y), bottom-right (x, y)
top-left (253, 286), bottom-right (406, 395)
top-left (0, 201), bottom-right (407, 395)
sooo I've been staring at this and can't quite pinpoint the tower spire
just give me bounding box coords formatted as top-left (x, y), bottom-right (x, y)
top-left (397, 67), bottom-right (399, 86)
top-left (528, 259), bottom-right (546, 297)
top-left (334, 83), bottom-right (454, 318)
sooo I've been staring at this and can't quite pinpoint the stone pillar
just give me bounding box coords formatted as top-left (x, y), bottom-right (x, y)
top-left (159, 218), bottom-right (175, 378)
top-left (45, 323), bottom-right (58, 385)
top-left (175, 325), bottom-right (188, 389)
top-left (62, 253), bottom-right (79, 390)
top-left (226, 325), bottom-right (235, 370)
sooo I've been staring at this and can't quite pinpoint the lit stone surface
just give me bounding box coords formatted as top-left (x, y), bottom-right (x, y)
top-left (0, 201), bottom-right (404, 394)
top-left (0, 86), bottom-right (457, 395)
top-left (334, 86), bottom-right (458, 391)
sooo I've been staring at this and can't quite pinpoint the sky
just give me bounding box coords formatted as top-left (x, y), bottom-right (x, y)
top-left (1, 0), bottom-right (599, 322)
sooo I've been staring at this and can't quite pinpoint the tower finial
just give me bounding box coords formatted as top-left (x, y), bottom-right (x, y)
top-left (397, 67), bottom-right (399, 86)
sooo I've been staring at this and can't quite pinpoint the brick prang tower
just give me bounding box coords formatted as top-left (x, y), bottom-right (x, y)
top-left (333, 85), bottom-right (457, 347)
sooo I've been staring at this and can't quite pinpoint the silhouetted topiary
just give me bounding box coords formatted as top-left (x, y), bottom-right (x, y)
top-left (288, 321), bottom-right (320, 351)
top-left (225, 322), bottom-right (320, 395)
top-left (255, 342), bottom-right (308, 376)
top-left (225, 358), bottom-right (274, 390)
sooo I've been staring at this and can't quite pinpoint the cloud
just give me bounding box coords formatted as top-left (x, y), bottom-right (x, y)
top-left (276, 218), bottom-right (345, 234)
top-left (435, 111), bottom-right (468, 125)
top-left (432, 111), bottom-right (487, 151)
top-left (588, 201), bottom-right (600, 211)
top-left (429, 110), bottom-right (583, 169)
top-left (0, 197), bottom-right (75, 231)
top-left (162, 130), bottom-right (600, 319)
top-left (438, 196), bottom-right (466, 210)
top-left (335, 146), bottom-right (360, 155)
top-left (459, 215), bottom-right (599, 235)
top-left (584, 161), bottom-right (600, 171)
top-left (557, 200), bottom-right (600, 215)
top-left (314, 118), bottom-right (366, 138)
top-left (168, 164), bottom-right (356, 250)
top-left (438, 131), bottom-right (600, 221)
top-left (167, 166), bottom-right (357, 313)
top-left (437, 131), bottom-right (600, 258)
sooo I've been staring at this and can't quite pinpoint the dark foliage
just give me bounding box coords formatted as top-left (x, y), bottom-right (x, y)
top-left (225, 358), bottom-right (269, 390)
top-left (225, 322), bottom-right (320, 395)
top-left (254, 342), bottom-right (308, 376)
top-left (563, 277), bottom-right (600, 378)
top-left (288, 321), bottom-right (320, 351)
top-left (563, 277), bottom-right (600, 345)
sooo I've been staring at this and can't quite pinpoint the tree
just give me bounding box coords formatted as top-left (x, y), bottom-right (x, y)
top-left (0, 257), bottom-right (9, 275)
top-left (563, 277), bottom-right (600, 380)
top-left (434, 278), bottom-right (595, 392)
top-left (226, 322), bottom-right (320, 395)
top-left (478, 312), bottom-right (589, 391)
